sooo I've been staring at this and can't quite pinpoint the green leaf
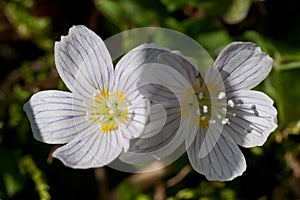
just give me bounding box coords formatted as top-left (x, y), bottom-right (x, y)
top-left (273, 53), bottom-right (300, 71)
top-left (117, 182), bottom-right (139, 200)
top-left (3, 173), bottom-right (23, 198)
top-left (274, 69), bottom-right (300, 124)
top-left (136, 194), bottom-right (151, 200)
top-left (242, 31), bottom-right (279, 55)
top-left (175, 188), bottom-right (195, 199)
top-left (95, 0), bottom-right (129, 30)
top-left (223, 0), bottom-right (251, 24)
top-left (197, 30), bottom-right (233, 57)
top-left (0, 147), bottom-right (25, 198)
top-left (160, 0), bottom-right (187, 11)
top-left (19, 155), bottom-right (50, 200)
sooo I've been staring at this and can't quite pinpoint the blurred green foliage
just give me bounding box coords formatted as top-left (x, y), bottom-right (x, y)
top-left (1, 0), bottom-right (300, 199)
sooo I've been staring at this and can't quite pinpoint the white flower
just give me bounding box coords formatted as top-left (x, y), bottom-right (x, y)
top-left (23, 25), bottom-right (152, 168)
top-left (122, 42), bottom-right (278, 181)
top-left (187, 42), bottom-right (278, 181)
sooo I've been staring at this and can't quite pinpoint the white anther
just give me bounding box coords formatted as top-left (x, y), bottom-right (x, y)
top-left (221, 118), bottom-right (229, 125)
top-left (218, 92), bottom-right (226, 99)
top-left (203, 105), bottom-right (208, 113)
top-left (228, 99), bottom-right (235, 107)
top-left (198, 92), bottom-right (203, 100)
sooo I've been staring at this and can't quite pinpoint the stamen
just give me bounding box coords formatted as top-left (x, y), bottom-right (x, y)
top-left (203, 105), bottom-right (208, 113)
top-left (87, 90), bottom-right (129, 133)
top-left (218, 92), bottom-right (226, 99)
top-left (184, 82), bottom-right (229, 130)
top-left (101, 124), bottom-right (117, 132)
top-left (228, 99), bottom-right (235, 107)
top-left (227, 111), bottom-right (236, 117)
top-left (102, 90), bottom-right (109, 97)
top-left (221, 118), bottom-right (229, 125)
top-left (95, 94), bottom-right (103, 102)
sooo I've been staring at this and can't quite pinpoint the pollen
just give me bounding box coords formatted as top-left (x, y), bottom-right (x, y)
top-left (101, 124), bottom-right (118, 132)
top-left (114, 92), bottom-right (126, 104)
top-left (102, 90), bottom-right (109, 97)
top-left (87, 90), bottom-right (130, 133)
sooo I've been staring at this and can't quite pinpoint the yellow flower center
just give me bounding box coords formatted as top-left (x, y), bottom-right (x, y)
top-left (87, 90), bottom-right (129, 132)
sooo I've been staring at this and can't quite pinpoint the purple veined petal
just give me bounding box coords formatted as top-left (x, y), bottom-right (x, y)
top-left (119, 102), bottom-right (193, 166)
top-left (197, 120), bottom-right (224, 159)
top-left (198, 66), bottom-right (227, 158)
top-left (54, 25), bottom-right (114, 98)
top-left (213, 42), bottom-right (273, 91)
top-left (137, 51), bottom-right (200, 104)
top-left (114, 43), bottom-right (169, 102)
top-left (139, 104), bottom-right (167, 139)
top-left (119, 63), bottom-right (200, 165)
top-left (23, 90), bottom-right (89, 144)
top-left (127, 103), bottom-right (181, 152)
top-left (187, 129), bottom-right (246, 181)
top-left (204, 65), bottom-right (224, 89)
top-left (156, 51), bottom-right (200, 86)
top-left (52, 124), bottom-right (123, 169)
top-left (119, 98), bottom-right (150, 142)
top-left (118, 143), bottom-right (186, 172)
top-left (139, 83), bottom-right (178, 104)
top-left (119, 104), bottom-right (181, 163)
top-left (137, 63), bottom-right (193, 102)
top-left (224, 90), bottom-right (278, 148)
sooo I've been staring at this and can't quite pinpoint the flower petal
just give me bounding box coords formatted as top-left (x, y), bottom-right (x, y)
top-left (119, 103), bottom-right (185, 165)
top-left (23, 90), bottom-right (88, 144)
top-left (55, 25), bottom-right (114, 98)
top-left (137, 63), bottom-right (193, 103)
top-left (188, 130), bottom-right (246, 181)
top-left (52, 125), bottom-right (123, 168)
top-left (156, 51), bottom-right (200, 86)
top-left (120, 61), bottom-right (200, 165)
top-left (119, 98), bottom-right (150, 144)
top-left (138, 51), bottom-right (200, 104)
top-left (213, 42), bottom-right (273, 91)
top-left (225, 90), bottom-right (278, 147)
top-left (114, 43), bottom-right (168, 102)
top-left (139, 104), bottom-right (167, 139)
